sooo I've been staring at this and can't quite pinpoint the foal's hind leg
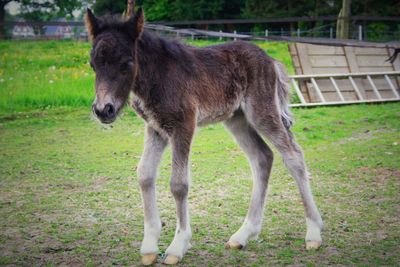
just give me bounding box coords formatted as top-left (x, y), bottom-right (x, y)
top-left (246, 107), bottom-right (323, 249)
top-left (224, 110), bottom-right (274, 249)
top-left (137, 126), bottom-right (168, 265)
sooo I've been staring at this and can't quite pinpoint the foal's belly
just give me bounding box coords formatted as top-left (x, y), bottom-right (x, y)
top-left (196, 101), bottom-right (241, 127)
top-left (195, 86), bottom-right (245, 126)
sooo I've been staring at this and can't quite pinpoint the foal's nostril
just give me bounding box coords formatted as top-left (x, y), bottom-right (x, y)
top-left (92, 104), bottom-right (98, 114)
top-left (93, 104), bottom-right (102, 117)
top-left (104, 103), bottom-right (115, 118)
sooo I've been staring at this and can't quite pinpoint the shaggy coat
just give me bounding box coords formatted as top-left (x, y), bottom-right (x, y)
top-left (86, 8), bottom-right (322, 265)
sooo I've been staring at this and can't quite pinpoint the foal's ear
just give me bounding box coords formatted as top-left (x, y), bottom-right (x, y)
top-left (126, 7), bottom-right (145, 39)
top-left (85, 8), bottom-right (100, 41)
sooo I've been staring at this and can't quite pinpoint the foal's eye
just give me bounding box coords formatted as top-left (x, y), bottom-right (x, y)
top-left (120, 61), bottom-right (133, 74)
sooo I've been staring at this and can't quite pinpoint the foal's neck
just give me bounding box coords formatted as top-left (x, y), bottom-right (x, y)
top-left (133, 31), bottom-right (162, 95)
top-left (133, 31), bottom-right (192, 101)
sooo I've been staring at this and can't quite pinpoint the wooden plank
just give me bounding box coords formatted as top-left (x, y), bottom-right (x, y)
top-left (295, 67), bottom-right (303, 75)
top-left (318, 88), bottom-right (400, 101)
top-left (390, 48), bottom-right (400, 71)
top-left (330, 77), bottom-right (345, 101)
top-left (344, 46), bottom-right (359, 72)
top-left (310, 78), bottom-right (326, 102)
top-left (289, 44), bottom-right (297, 57)
top-left (300, 80), bottom-right (311, 102)
top-left (349, 76), bottom-right (364, 100)
top-left (292, 55), bottom-right (301, 68)
top-left (361, 77), bottom-right (391, 91)
top-left (290, 43), bottom-right (307, 100)
top-left (296, 43), bottom-right (314, 74)
top-left (354, 47), bottom-right (388, 55)
top-left (296, 43), bottom-right (319, 102)
top-left (389, 47), bottom-right (400, 89)
top-left (313, 79), bottom-right (354, 92)
top-left (306, 44), bottom-right (344, 55)
top-left (378, 90), bottom-right (397, 99)
top-left (311, 67), bottom-right (350, 74)
top-left (359, 66), bottom-right (395, 72)
top-left (364, 90), bottom-right (396, 99)
top-left (384, 74), bottom-right (400, 98)
top-left (344, 46), bottom-right (366, 98)
top-left (356, 55), bottom-right (393, 67)
top-left (323, 91), bottom-right (343, 102)
top-left (341, 91), bottom-right (358, 101)
top-left (309, 55), bottom-right (348, 67)
top-left (288, 44), bottom-right (300, 68)
top-left (366, 75), bottom-right (383, 99)
top-left (290, 98), bottom-right (400, 108)
top-left (290, 78), bottom-right (306, 104)
top-left (290, 71), bottom-right (400, 79)
top-left (320, 90), bottom-right (394, 102)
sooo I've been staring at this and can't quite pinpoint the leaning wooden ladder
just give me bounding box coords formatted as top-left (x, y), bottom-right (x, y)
top-left (289, 71), bottom-right (400, 107)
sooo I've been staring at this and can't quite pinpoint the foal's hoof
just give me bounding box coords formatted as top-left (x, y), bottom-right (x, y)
top-left (163, 255), bottom-right (180, 265)
top-left (306, 240), bottom-right (322, 250)
top-left (225, 240), bottom-right (243, 250)
top-left (141, 253), bottom-right (157, 265)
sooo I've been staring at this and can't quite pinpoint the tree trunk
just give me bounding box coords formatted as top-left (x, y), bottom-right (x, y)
top-left (337, 0), bottom-right (351, 39)
top-left (0, 3), bottom-right (5, 39)
top-left (288, 1), bottom-right (295, 36)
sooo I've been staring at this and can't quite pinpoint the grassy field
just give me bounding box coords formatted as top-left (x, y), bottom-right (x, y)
top-left (0, 40), bottom-right (399, 266)
top-left (0, 103), bottom-right (399, 266)
top-left (0, 40), bottom-right (294, 114)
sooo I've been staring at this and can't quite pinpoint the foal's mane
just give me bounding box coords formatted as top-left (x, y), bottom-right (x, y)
top-left (94, 14), bottom-right (197, 76)
top-left (94, 14), bottom-right (129, 35)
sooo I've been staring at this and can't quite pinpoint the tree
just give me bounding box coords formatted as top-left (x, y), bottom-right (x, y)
top-left (1, 0), bottom-right (84, 38)
top-left (93, 0), bottom-right (126, 16)
top-left (19, 0), bottom-right (82, 20)
top-left (0, 0), bottom-right (12, 38)
top-left (92, 0), bottom-right (228, 21)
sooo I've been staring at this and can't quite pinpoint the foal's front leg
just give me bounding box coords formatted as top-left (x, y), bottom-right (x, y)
top-left (137, 126), bottom-right (168, 265)
top-left (164, 126), bottom-right (194, 265)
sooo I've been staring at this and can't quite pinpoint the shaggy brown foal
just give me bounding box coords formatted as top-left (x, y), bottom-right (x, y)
top-left (85, 8), bottom-right (322, 265)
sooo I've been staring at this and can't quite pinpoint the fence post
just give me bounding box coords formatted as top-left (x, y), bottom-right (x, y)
top-left (234, 30), bottom-right (237, 41)
top-left (358, 25), bottom-right (362, 41)
top-left (219, 30), bottom-right (222, 41)
top-left (297, 28), bottom-right (300, 37)
top-left (281, 28), bottom-right (283, 36)
top-left (265, 29), bottom-right (268, 37)
top-left (191, 33), bottom-right (194, 40)
top-left (330, 27), bottom-right (333, 39)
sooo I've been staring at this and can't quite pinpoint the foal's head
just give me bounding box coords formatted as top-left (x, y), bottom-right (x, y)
top-left (85, 8), bottom-right (144, 124)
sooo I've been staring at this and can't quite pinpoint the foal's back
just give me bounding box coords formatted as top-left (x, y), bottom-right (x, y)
top-left (184, 41), bottom-right (278, 126)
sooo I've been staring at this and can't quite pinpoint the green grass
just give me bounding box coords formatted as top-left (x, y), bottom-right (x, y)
top-left (0, 40), bottom-right (94, 113)
top-left (0, 39), bottom-right (293, 114)
top-left (0, 103), bottom-right (399, 266)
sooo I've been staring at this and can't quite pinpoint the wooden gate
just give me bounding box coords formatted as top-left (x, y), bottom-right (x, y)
top-left (289, 43), bottom-right (400, 104)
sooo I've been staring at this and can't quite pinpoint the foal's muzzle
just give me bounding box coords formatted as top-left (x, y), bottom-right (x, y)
top-left (92, 103), bottom-right (116, 124)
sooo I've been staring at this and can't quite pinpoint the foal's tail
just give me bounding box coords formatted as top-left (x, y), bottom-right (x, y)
top-left (274, 61), bottom-right (293, 129)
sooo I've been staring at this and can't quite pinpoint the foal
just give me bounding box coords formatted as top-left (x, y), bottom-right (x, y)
top-left (85, 8), bottom-right (323, 265)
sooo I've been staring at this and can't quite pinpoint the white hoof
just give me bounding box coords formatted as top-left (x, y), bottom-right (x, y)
top-left (305, 218), bottom-right (322, 250)
top-left (163, 255), bottom-right (180, 265)
top-left (306, 240), bottom-right (322, 250)
top-left (225, 240), bottom-right (244, 249)
top-left (141, 253), bottom-right (157, 265)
